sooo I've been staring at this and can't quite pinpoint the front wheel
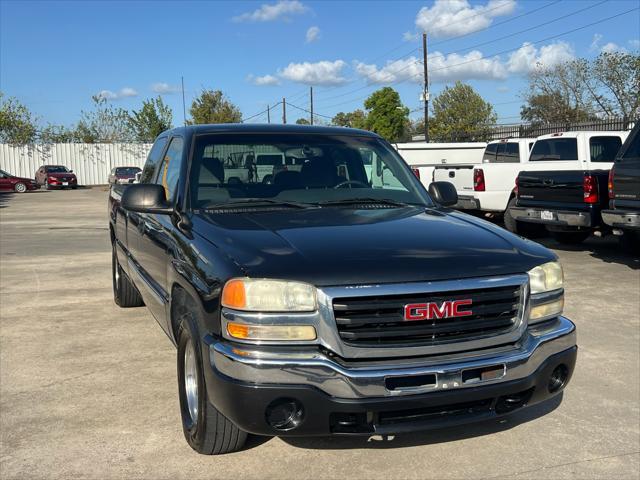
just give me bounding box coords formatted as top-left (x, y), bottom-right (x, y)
top-left (550, 231), bottom-right (590, 244)
top-left (177, 312), bottom-right (247, 455)
top-left (14, 182), bottom-right (27, 193)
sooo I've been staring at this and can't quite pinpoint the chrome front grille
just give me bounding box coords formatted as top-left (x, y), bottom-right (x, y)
top-left (331, 283), bottom-right (524, 348)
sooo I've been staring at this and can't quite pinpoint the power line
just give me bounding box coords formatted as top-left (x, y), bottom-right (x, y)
top-left (286, 101), bottom-right (333, 120)
top-left (314, 0), bottom-right (560, 103)
top-left (439, 0), bottom-right (607, 57)
top-left (320, 5), bottom-right (638, 111)
top-left (430, 0), bottom-right (562, 47)
top-left (242, 102), bottom-right (281, 123)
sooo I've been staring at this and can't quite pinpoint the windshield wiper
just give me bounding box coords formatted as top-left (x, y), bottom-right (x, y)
top-left (315, 198), bottom-right (417, 208)
top-left (206, 198), bottom-right (315, 210)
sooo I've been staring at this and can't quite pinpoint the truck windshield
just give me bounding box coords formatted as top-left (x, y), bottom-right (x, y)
top-left (188, 133), bottom-right (432, 209)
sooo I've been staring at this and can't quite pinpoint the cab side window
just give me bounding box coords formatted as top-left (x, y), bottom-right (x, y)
top-left (155, 137), bottom-right (184, 202)
top-left (590, 136), bottom-right (622, 163)
top-left (140, 137), bottom-right (168, 183)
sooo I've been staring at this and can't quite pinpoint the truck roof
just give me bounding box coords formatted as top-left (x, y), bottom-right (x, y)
top-left (487, 138), bottom-right (536, 144)
top-left (535, 131), bottom-right (629, 140)
top-left (160, 123), bottom-right (381, 138)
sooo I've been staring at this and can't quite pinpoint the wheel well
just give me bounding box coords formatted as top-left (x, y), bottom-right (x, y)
top-left (170, 284), bottom-right (190, 344)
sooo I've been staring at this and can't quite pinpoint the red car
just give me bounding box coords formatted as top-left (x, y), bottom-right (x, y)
top-left (0, 169), bottom-right (39, 193)
top-left (108, 166), bottom-right (142, 184)
top-left (35, 165), bottom-right (78, 189)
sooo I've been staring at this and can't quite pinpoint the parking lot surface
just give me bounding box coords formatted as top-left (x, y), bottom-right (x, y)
top-left (1, 188), bottom-right (639, 480)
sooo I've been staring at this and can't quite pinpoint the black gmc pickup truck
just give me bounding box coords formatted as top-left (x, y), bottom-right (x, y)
top-left (602, 123), bottom-right (640, 251)
top-left (109, 124), bottom-right (576, 454)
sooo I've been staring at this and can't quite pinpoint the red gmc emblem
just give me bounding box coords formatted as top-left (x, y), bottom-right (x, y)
top-left (403, 300), bottom-right (473, 321)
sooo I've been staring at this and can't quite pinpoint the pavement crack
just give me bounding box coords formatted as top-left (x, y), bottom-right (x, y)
top-left (485, 451), bottom-right (640, 479)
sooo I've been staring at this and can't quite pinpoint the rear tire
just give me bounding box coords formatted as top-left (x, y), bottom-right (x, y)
top-left (550, 231), bottom-right (590, 245)
top-left (112, 244), bottom-right (143, 307)
top-left (503, 197), bottom-right (545, 238)
top-left (619, 230), bottom-right (640, 254)
top-left (14, 182), bottom-right (27, 193)
top-left (176, 309), bottom-right (247, 455)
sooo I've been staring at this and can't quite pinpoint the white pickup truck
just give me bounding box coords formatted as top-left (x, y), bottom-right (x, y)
top-left (433, 133), bottom-right (630, 233)
top-left (394, 141), bottom-right (486, 189)
top-left (432, 138), bottom-right (535, 216)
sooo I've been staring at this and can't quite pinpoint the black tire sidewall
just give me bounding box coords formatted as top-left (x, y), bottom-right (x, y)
top-left (176, 314), bottom-right (208, 450)
top-left (112, 244), bottom-right (121, 305)
top-left (503, 197), bottom-right (519, 233)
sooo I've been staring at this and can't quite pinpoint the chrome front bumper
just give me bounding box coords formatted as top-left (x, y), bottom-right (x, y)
top-left (209, 316), bottom-right (576, 399)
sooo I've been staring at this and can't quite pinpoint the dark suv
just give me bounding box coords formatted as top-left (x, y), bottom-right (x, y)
top-left (109, 125), bottom-right (576, 454)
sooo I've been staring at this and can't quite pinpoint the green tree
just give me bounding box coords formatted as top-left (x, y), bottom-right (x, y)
top-left (590, 51), bottom-right (640, 119)
top-left (295, 118), bottom-right (310, 125)
top-left (75, 95), bottom-right (133, 143)
top-left (331, 109), bottom-right (368, 129)
top-left (520, 92), bottom-right (593, 124)
top-left (0, 93), bottom-right (37, 145)
top-left (363, 88), bottom-right (409, 142)
top-left (430, 82), bottom-right (497, 141)
top-left (128, 96), bottom-right (173, 142)
top-left (39, 124), bottom-right (78, 143)
top-left (189, 89), bottom-right (242, 124)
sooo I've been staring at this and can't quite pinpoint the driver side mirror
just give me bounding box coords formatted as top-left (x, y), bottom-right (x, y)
top-left (428, 181), bottom-right (458, 207)
top-left (121, 184), bottom-right (173, 214)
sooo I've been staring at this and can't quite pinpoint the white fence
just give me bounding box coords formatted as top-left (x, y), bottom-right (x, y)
top-left (0, 143), bottom-right (152, 186)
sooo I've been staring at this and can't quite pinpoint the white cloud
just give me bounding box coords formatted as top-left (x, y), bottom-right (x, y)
top-left (507, 41), bottom-right (574, 73)
top-left (248, 74), bottom-right (281, 86)
top-left (151, 82), bottom-right (180, 94)
top-left (590, 33), bottom-right (603, 52)
top-left (96, 87), bottom-right (138, 101)
top-left (403, 31), bottom-right (418, 42)
top-left (233, 0), bottom-right (307, 22)
top-left (590, 34), bottom-right (628, 54)
top-left (415, 0), bottom-right (516, 39)
top-left (279, 60), bottom-right (348, 85)
top-left (355, 50), bottom-right (506, 84)
top-left (306, 26), bottom-right (320, 43)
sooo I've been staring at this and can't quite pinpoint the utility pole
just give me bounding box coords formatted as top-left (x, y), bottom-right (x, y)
top-left (422, 33), bottom-right (430, 142)
top-left (310, 86), bottom-right (314, 125)
top-left (282, 98), bottom-right (287, 124)
top-left (267, 104), bottom-right (271, 124)
top-left (181, 76), bottom-right (187, 126)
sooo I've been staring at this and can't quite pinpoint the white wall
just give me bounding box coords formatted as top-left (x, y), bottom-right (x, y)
top-left (0, 143), bottom-right (152, 186)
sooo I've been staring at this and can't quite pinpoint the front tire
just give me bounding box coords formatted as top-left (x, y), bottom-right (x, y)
top-left (176, 308), bottom-right (247, 455)
top-left (550, 231), bottom-right (590, 244)
top-left (14, 182), bottom-right (27, 193)
top-left (112, 244), bottom-right (143, 307)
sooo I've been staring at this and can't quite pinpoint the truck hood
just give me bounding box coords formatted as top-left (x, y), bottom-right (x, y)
top-left (193, 207), bottom-right (555, 286)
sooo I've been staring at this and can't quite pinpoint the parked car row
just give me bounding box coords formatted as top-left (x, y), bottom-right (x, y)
top-left (0, 164), bottom-right (144, 193)
top-left (433, 127), bottom-right (638, 249)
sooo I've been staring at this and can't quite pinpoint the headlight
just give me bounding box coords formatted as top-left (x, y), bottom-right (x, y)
top-left (528, 261), bottom-right (564, 323)
top-left (222, 278), bottom-right (317, 312)
top-left (528, 261), bottom-right (563, 294)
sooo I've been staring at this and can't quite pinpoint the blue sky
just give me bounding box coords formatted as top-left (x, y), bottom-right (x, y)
top-left (1, 0), bottom-right (638, 127)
